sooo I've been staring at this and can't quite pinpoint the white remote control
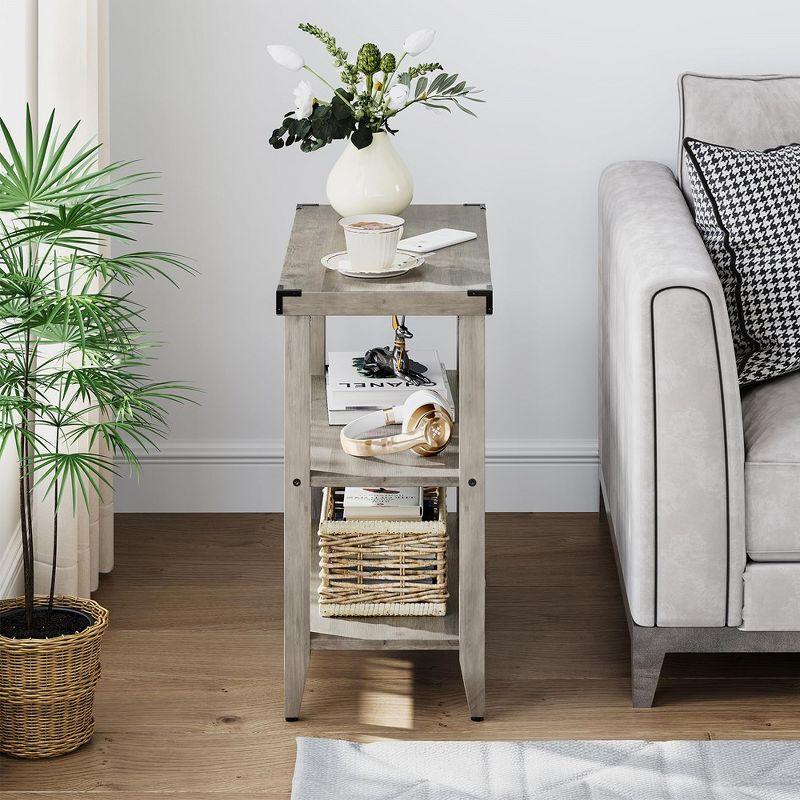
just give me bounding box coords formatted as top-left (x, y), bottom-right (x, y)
top-left (398, 228), bottom-right (477, 253)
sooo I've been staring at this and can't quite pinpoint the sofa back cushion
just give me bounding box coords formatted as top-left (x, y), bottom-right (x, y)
top-left (678, 74), bottom-right (800, 206)
top-left (684, 138), bottom-right (800, 384)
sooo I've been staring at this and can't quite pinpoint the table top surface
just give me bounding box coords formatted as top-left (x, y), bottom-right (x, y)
top-left (276, 204), bottom-right (492, 315)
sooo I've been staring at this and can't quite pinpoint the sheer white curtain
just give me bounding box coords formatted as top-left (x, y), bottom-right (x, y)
top-left (28, 0), bottom-right (114, 597)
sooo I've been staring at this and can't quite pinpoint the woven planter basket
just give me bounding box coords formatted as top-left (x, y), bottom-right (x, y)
top-left (0, 595), bottom-right (108, 759)
top-left (318, 487), bottom-right (448, 617)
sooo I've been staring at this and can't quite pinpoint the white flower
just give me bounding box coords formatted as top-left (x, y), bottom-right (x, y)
top-left (293, 80), bottom-right (315, 118)
top-left (386, 83), bottom-right (409, 111)
top-left (402, 28), bottom-right (435, 56)
top-left (267, 44), bottom-right (304, 71)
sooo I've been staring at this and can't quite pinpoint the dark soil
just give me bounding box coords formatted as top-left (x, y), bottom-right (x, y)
top-left (0, 607), bottom-right (93, 639)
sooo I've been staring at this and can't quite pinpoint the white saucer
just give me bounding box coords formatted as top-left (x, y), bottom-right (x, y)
top-left (321, 250), bottom-right (424, 279)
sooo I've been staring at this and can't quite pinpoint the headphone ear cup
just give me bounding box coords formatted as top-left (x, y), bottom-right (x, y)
top-left (400, 389), bottom-right (449, 425)
top-left (406, 406), bottom-right (453, 456)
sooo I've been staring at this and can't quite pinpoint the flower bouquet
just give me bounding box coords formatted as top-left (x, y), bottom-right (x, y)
top-left (267, 24), bottom-right (483, 215)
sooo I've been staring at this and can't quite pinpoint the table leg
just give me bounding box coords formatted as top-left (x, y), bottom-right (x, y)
top-left (284, 315), bottom-right (311, 720)
top-left (457, 314), bottom-right (486, 720)
top-left (310, 316), bottom-right (325, 376)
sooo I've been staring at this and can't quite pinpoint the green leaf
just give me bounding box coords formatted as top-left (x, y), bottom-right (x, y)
top-left (453, 99), bottom-right (477, 117)
top-left (422, 102), bottom-right (451, 112)
top-left (331, 93), bottom-right (354, 121)
top-left (437, 74), bottom-right (458, 93)
top-left (428, 73), bottom-right (448, 94)
top-left (350, 123), bottom-right (373, 149)
top-left (414, 77), bottom-right (428, 99)
top-left (0, 112), bottom-right (28, 194)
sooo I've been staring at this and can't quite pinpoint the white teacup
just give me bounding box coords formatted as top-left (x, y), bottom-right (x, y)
top-left (339, 214), bottom-right (404, 272)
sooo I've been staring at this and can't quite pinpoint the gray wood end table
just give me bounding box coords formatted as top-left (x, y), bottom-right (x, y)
top-left (276, 203), bottom-right (491, 721)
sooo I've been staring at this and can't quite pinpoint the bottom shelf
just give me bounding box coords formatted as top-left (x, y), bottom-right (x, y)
top-left (309, 512), bottom-right (459, 651)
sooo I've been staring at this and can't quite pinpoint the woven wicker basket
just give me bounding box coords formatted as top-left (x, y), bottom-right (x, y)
top-left (0, 594), bottom-right (108, 759)
top-left (318, 486), bottom-right (448, 617)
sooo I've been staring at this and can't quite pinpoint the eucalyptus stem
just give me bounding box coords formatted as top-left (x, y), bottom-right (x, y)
top-left (391, 93), bottom-right (447, 116)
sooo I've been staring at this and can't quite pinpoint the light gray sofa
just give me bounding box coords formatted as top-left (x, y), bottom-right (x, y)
top-left (599, 73), bottom-right (800, 707)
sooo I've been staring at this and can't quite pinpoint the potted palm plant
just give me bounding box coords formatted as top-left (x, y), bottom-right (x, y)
top-left (0, 108), bottom-right (192, 759)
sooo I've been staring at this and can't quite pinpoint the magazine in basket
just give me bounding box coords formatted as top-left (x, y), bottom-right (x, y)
top-left (343, 487), bottom-right (422, 521)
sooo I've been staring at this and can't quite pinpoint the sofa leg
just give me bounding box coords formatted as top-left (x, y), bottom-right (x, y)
top-left (631, 634), bottom-right (664, 708)
top-left (599, 482), bottom-right (607, 522)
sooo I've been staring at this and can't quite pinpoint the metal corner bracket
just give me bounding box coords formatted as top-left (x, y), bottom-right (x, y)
top-left (276, 285), bottom-right (302, 315)
top-left (467, 287), bottom-right (493, 315)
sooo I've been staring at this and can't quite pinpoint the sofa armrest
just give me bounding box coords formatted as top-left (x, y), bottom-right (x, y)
top-left (599, 161), bottom-right (745, 627)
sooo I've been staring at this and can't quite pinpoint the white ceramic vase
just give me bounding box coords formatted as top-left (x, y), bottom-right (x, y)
top-left (326, 132), bottom-right (413, 217)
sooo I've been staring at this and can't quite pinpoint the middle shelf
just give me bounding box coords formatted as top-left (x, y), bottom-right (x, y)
top-left (310, 369), bottom-right (460, 487)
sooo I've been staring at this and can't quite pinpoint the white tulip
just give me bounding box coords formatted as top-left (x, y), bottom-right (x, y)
top-left (402, 28), bottom-right (436, 56)
top-left (267, 44), bottom-right (304, 71)
top-left (386, 83), bottom-right (410, 111)
top-left (293, 80), bottom-right (315, 118)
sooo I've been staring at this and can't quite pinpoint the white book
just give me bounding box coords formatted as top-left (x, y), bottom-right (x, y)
top-left (343, 487), bottom-right (422, 520)
top-left (326, 367), bottom-right (454, 425)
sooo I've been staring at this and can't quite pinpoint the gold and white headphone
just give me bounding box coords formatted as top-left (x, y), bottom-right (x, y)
top-left (340, 390), bottom-right (454, 458)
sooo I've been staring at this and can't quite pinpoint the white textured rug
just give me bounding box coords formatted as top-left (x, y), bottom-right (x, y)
top-left (291, 737), bottom-right (800, 799)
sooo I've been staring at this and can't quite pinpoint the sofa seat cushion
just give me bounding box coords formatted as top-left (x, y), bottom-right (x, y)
top-left (742, 370), bottom-right (800, 559)
top-left (742, 562), bottom-right (800, 630)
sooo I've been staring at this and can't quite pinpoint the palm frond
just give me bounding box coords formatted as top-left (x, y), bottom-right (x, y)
top-left (0, 106), bottom-right (157, 211)
top-left (74, 251), bottom-right (196, 287)
top-left (33, 450), bottom-right (116, 512)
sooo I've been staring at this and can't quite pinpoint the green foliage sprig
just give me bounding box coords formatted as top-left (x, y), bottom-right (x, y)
top-left (408, 62), bottom-right (443, 80)
top-left (397, 70), bottom-right (486, 116)
top-left (269, 92), bottom-right (360, 152)
top-left (297, 22), bottom-right (358, 91)
top-left (298, 22), bottom-right (348, 66)
top-left (268, 24), bottom-right (483, 152)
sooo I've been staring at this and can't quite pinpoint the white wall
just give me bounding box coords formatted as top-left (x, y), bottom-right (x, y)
top-left (109, 0), bottom-right (800, 512)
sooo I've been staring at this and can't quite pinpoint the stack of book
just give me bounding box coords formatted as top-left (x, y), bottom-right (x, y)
top-left (325, 349), bottom-right (453, 424)
top-left (342, 487), bottom-right (422, 521)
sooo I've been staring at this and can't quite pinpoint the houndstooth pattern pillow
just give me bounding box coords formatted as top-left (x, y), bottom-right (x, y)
top-left (684, 137), bottom-right (800, 385)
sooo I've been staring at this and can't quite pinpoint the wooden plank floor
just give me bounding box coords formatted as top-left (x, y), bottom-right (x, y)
top-left (4, 512), bottom-right (800, 797)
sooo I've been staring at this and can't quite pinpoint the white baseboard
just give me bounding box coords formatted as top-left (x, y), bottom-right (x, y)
top-left (115, 439), bottom-right (599, 513)
top-left (0, 524), bottom-right (24, 600)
